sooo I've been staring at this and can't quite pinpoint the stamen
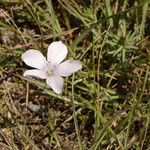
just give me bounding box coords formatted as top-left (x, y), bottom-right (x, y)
top-left (47, 71), bottom-right (53, 77)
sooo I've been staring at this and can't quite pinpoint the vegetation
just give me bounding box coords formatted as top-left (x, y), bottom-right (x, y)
top-left (0, 0), bottom-right (150, 149)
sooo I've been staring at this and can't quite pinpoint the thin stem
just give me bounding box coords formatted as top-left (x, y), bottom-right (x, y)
top-left (72, 74), bottom-right (83, 150)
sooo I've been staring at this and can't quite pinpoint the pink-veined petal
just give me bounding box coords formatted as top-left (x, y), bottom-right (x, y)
top-left (47, 41), bottom-right (67, 65)
top-left (54, 60), bottom-right (82, 77)
top-left (22, 50), bottom-right (46, 69)
top-left (46, 75), bottom-right (64, 94)
top-left (23, 69), bottom-right (47, 79)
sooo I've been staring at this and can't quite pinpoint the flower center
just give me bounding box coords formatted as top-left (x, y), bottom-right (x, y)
top-left (44, 62), bottom-right (55, 77)
top-left (47, 70), bottom-right (53, 77)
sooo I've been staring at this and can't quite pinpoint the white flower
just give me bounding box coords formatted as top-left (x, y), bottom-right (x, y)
top-left (22, 41), bottom-right (82, 94)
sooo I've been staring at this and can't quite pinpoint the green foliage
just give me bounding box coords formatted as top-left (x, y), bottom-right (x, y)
top-left (0, 0), bottom-right (150, 149)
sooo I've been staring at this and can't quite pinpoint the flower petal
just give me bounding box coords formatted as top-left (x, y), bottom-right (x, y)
top-left (22, 50), bottom-right (46, 69)
top-left (47, 41), bottom-right (67, 65)
top-left (23, 69), bottom-right (47, 79)
top-left (55, 60), bottom-right (82, 77)
top-left (46, 75), bottom-right (64, 94)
